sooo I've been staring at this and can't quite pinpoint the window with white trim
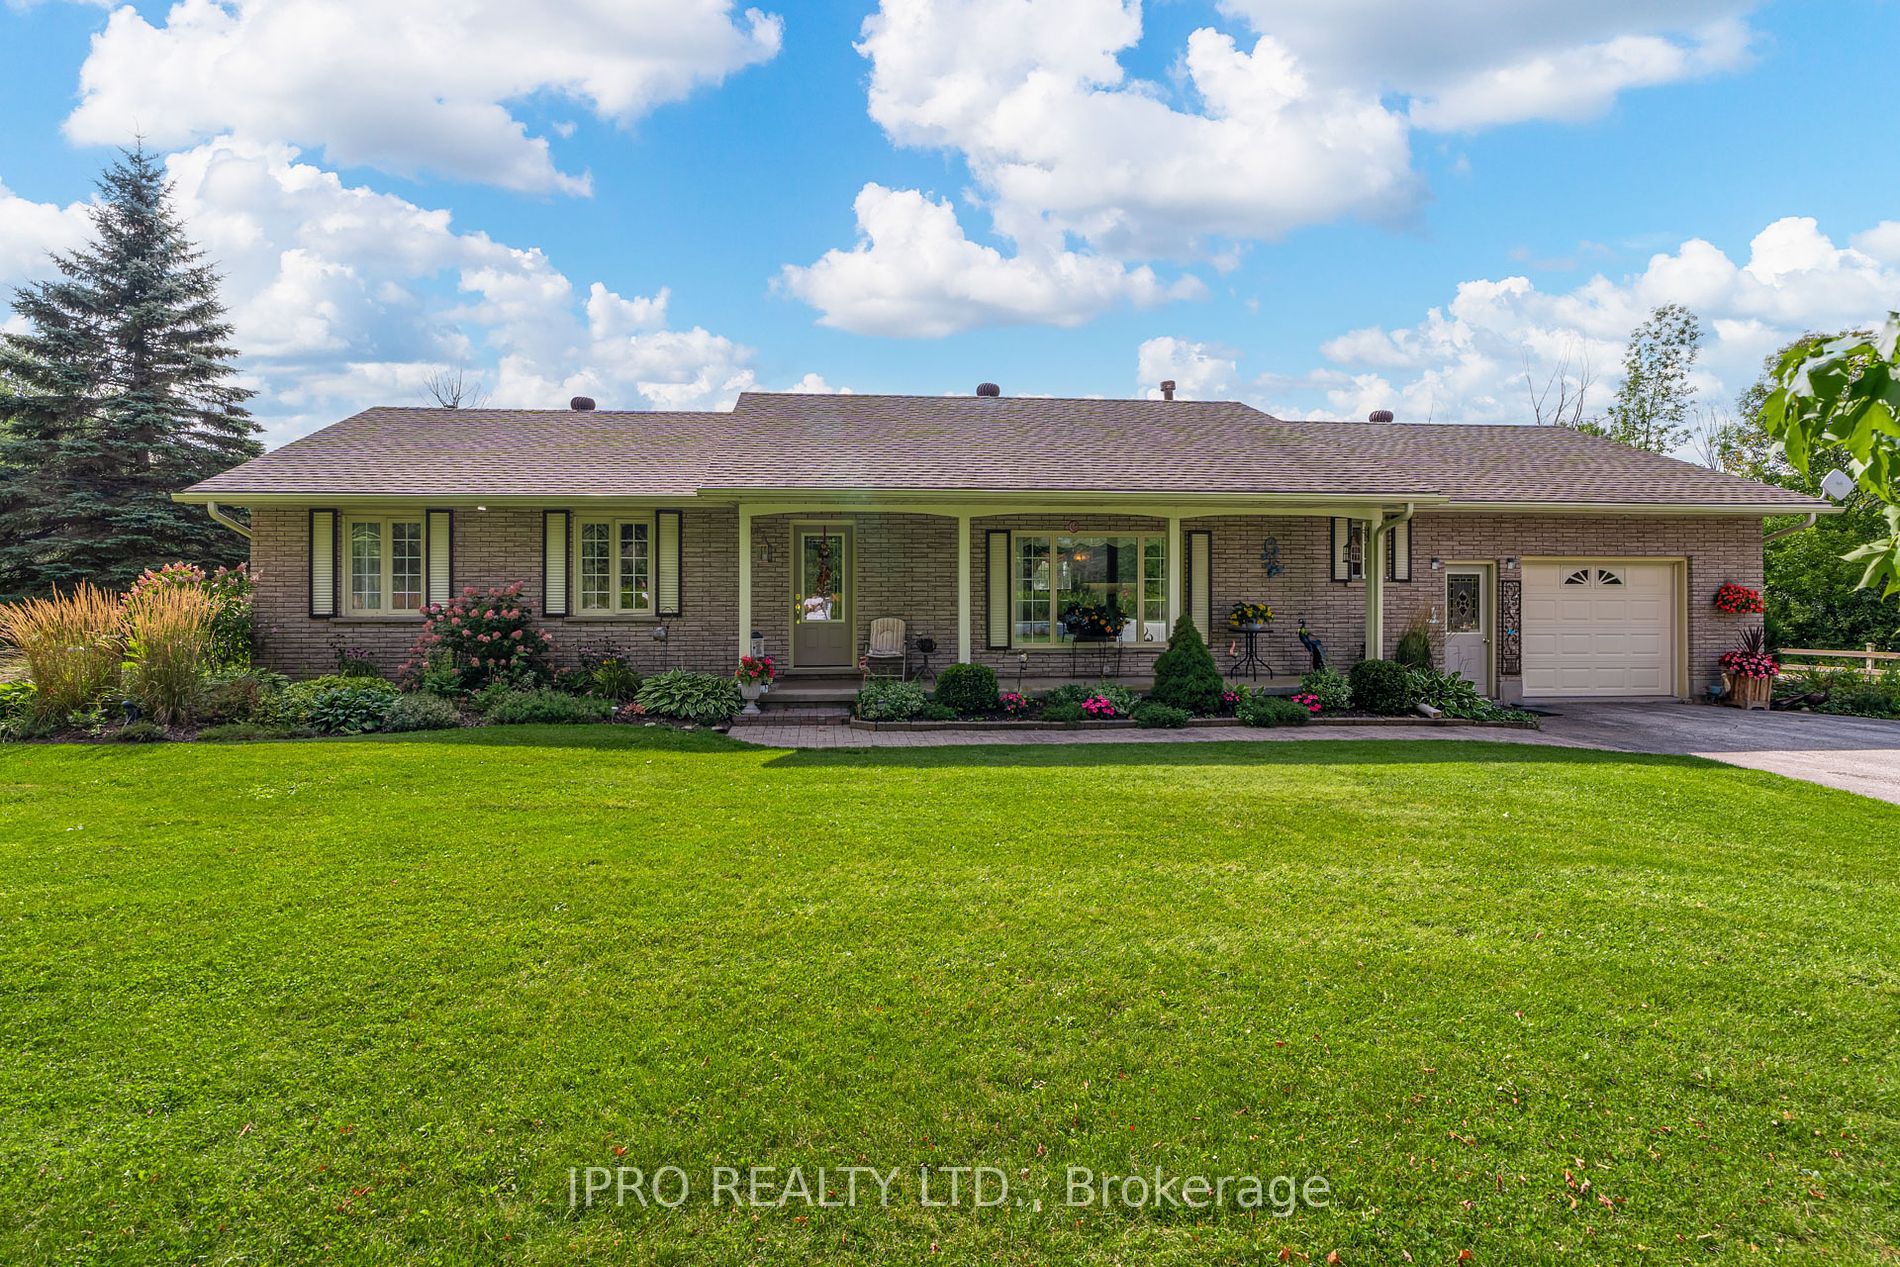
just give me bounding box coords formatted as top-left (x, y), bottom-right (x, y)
top-left (576, 516), bottom-right (653, 615)
top-left (345, 515), bottom-right (424, 615)
top-left (1012, 534), bottom-right (1167, 646)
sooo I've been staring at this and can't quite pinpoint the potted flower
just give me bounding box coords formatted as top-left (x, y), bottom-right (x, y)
top-left (1060, 598), bottom-right (1127, 641)
top-left (1717, 627), bottom-right (1777, 710)
top-left (1229, 601), bottom-right (1274, 631)
top-left (1713, 582), bottom-right (1765, 615)
top-left (734, 654), bottom-right (775, 714)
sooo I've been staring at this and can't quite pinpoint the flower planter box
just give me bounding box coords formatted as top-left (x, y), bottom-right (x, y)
top-left (1724, 673), bottom-right (1773, 711)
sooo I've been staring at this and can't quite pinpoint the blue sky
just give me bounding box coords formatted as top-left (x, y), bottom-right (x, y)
top-left (2, 0), bottom-right (1898, 446)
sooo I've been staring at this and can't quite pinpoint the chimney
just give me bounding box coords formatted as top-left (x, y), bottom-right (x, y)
top-left (570, 396), bottom-right (597, 411)
top-left (1159, 380), bottom-right (1176, 401)
top-left (1367, 408), bottom-right (1394, 422)
top-left (975, 382), bottom-right (1001, 397)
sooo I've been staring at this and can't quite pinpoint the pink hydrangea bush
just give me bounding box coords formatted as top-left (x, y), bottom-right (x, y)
top-left (399, 583), bottom-right (551, 692)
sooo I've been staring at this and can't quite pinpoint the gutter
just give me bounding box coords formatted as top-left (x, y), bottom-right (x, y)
top-left (204, 500), bottom-right (252, 540)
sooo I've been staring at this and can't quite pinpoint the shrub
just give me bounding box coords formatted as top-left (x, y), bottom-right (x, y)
top-left (1348, 658), bottom-right (1414, 714)
top-left (121, 584), bottom-right (217, 725)
top-left (1149, 616), bottom-right (1223, 714)
top-left (933, 662), bottom-right (999, 714)
top-left (0, 681), bottom-right (37, 727)
top-left (128, 562), bottom-right (255, 668)
top-left (1080, 693), bottom-right (1122, 719)
top-left (635, 671), bottom-right (742, 724)
top-left (1085, 682), bottom-right (1139, 715)
top-left (587, 656), bottom-right (643, 701)
top-left (919, 702), bottom-right (958, 721)
top-left (1038, 683), bottom-right (1090, 709)
top-left (0, 583), bottom-right (124, 720)
top-left (1132, 702), bottom-right (1190, 728)
top-left (107, 719), bottom-right (168, 743)
top-left (1393, 615), bottom-right (1433, 669)
top-left (384, 692), bottom-right (465, 732)
top-left (198, 668), bottom-right (288, 725)
top-left (1407, 668), bottom-right (1487, 717)
top-left (1298, 667), bottom-right (1352, 713)
top-left (1042, 701), bottom-right (1085, 724)
top-left (1237, 694), bottom-right (1310, 727)
top-left (197, 722), bottom-right (305, 742)
top-left (1814, 667), bottom-right (1900, 719)
top-left (273, 675), bottom-right (401, 734)
top-left (401, 583), bottom-right (551, 692)
top-left (999, 691), bottom-right (1033, 717)
top-left (856, 679), bottom-right (927, 721)
top-left (483, 689), bottom-right (611, 726)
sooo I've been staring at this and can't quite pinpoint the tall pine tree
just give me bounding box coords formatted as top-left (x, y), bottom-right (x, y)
top-left (0, 145), bottom-right (260, 597)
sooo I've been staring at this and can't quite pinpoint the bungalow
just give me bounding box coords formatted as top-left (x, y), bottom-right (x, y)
top-left (175, 386), bottom-right (1825, 702)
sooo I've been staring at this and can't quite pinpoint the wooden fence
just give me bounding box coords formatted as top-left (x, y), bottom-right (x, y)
top-left (1780, 643), bottom-right (1899, 678)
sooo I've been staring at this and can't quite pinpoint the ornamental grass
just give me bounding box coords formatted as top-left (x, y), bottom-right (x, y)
top-left (0, 584), bottom-right (125, 720)
top-left (121, 584), bottom-right (217, 725)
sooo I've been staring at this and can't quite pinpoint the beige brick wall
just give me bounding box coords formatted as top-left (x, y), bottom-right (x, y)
top-left (250, 504), bottom-right (1764, 697)
top-left (250, 506), bottom-right (738, 678)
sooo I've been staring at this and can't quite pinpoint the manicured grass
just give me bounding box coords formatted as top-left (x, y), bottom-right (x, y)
top-left (1, 728), bottom-right (1896, 1264)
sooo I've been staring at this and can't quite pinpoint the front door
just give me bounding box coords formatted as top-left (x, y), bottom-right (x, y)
top-left (792, 526), bottom-right (852, 668)
top-left (1445, 567), bottom-right (1490, 691)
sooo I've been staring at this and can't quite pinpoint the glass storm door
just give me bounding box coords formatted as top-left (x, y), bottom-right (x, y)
top-left (1445, 567), bottom-right (1490, 691)
top-left (793, 526), bottom-right (852, 667)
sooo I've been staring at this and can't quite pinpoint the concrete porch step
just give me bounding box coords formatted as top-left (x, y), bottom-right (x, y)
top-left (732, 704), bottom-right (851, 726)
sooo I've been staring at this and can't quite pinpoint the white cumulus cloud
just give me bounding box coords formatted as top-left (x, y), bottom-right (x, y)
top-left (779, 183), bottom-right (1201, 338)
top-left (65, 0), bottom-right (783, 194)
top-left (1136, 336), bottom-right (1237, 400)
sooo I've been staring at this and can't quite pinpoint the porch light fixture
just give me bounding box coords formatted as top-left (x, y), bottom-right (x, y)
top-left (1430, 557), bottom-right (1441, 571)
top-left (1503, 557), bottom-right (1518, 571)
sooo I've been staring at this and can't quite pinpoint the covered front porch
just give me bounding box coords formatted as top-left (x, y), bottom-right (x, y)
top-left (729, 493), bottom-right (1434, 687)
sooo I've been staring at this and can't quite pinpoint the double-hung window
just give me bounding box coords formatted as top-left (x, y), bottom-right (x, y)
top-left (1012, 533), bottom-right (1167, 646)
top-left (577, 516), bottom-right (654, 615)
top-left (345, 515), bottom-right (425, 615)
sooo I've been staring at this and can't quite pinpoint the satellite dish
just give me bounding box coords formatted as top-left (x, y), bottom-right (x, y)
top-left (1820, 468), bottom-right (1856, 502)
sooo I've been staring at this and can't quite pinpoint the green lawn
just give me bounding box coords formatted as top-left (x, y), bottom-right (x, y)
top-left (1, 728), bottom-right (1896, 1265)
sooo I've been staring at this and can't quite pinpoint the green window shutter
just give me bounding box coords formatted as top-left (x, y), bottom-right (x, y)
top-left (425, 509), bottom-right (453, 606)
top-left (1387, 520), bottom-right (1412, 582)
top-left (309, 509), bottom-right (337, 618)
top-left (543, 511), bottom-right (570, 617)
top-left (655, 510), bottom-right (682, 615)
top-left (986, 529), bottom-right (1011, 649)
top-left (1331, 517), bottom-right (1353, 583)
top-left (1187, 530), bottom-right (1212, 639)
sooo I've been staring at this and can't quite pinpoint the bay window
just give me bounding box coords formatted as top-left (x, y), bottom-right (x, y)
top-left (577, 516), bottom-right (653, 615)
top-left (1012, 533), bottom-right (1167, 646)
top-left (345, 515), bottom-right (424, 615)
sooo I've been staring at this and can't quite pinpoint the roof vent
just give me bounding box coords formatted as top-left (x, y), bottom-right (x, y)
top-left (570, 396), bottom-right (597, 412)
top-left (975, 382), bottom-right (1001, 397)
top-left (1367, 408), bottom-right (1394, 422)
top-left (1159, 379), bottom-right (1176, 401)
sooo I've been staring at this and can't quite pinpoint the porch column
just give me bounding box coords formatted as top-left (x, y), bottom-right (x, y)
top-left (955, 513), bottom-right (972, 664)
top-left (737, 502), bottom-right (753, 660)
top-left (1364, 514), bottom-right (1385, 660)
top-left (1166, 514), bottom-right (1182, 629)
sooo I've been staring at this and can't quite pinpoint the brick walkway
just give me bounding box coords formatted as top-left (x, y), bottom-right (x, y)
top-left (727, 720), bottom-right (1576, 750)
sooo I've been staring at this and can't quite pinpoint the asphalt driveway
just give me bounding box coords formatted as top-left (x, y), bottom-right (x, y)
top-left (1537, 701), bottom-right (1900, 804)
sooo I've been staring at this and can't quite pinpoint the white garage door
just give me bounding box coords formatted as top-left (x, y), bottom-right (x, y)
top-left (1522, 561), bottom-right (1677, 697)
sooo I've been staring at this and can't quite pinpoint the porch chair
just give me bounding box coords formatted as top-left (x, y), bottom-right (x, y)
top-left (863, 617), bottom-right (909, 681)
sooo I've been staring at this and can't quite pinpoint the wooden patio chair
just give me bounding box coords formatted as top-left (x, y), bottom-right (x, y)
top-left (863, 617), bottom-right (908, 681)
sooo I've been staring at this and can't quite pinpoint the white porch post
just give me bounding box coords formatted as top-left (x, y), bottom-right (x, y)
top-left (955, 512), bottom-right (972, 664)
top-left (737, 502), bottom-right (753, 660)
top-left (1166, 514), bottom-right (1182, 629)
top-left (1364, 514), bottom-right (1385, 660)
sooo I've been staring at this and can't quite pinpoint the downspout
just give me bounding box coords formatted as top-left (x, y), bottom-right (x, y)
top-left (204, 501), bottom-right (252, 540)
top-left (1762, 512), bottom-right (1817, 545)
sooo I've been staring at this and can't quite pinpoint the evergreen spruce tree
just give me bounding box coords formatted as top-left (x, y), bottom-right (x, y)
top-left (0, 145), bottom-right (259, 597)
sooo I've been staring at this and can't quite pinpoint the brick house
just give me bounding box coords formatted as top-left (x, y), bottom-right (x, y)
top-left (175, 389), bottom-right (1825, 702)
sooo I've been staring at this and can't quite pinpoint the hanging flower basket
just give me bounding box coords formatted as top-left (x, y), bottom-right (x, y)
top-left (1713, 582), bottom-right (1765, 615)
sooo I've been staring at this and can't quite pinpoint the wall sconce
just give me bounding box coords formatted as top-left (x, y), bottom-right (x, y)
top-left (1503, 557), bottom-right (1518, 571)
top-left (1429, 557), bottom-right (1441, 571)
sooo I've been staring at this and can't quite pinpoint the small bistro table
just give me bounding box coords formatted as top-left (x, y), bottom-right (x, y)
top-left (1229, 623), bottom-right (1273, 681)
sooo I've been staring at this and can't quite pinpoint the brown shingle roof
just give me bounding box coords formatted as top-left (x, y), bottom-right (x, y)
top-left (181, 393), bottom-right (1823, 509)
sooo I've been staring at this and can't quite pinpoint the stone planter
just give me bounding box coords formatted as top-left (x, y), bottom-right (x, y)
top-left (739, 681), bottom-right (767, 715)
